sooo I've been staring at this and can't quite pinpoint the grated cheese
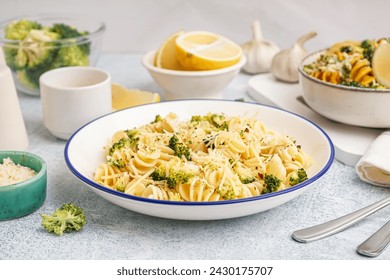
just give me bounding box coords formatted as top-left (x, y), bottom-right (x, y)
top-left (0, 157), bottom-right (36, 187)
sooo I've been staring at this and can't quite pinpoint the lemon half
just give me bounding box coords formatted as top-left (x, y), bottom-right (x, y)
top-left (372, 41), bottom-right (390, 88)
top-left (154, 31), bottom-right (186, 70)
top-left (111, 83), bottom-right (160, 110)
top-left (175, 31), bottom-right (242, 70)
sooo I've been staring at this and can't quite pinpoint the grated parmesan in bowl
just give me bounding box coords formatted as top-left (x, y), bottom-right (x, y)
top-left (0, 151), bottom-right (47, 220)
top-left (0, 157), bottom-right (37, 187)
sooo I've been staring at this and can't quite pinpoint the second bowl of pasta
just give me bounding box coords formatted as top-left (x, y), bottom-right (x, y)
top-left (298, 39), bottom-right (390, 128)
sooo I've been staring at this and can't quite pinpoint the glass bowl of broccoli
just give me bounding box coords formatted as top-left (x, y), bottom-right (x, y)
top-left (0, 14), bottom-right (105, 96)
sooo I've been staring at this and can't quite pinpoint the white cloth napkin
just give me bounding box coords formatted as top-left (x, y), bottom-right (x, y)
top-left (356, 131), bottom-right (390, 187)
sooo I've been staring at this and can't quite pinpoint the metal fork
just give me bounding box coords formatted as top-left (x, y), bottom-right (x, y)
top-left (357, 219), bottom-right (390, 257)
top-left (292, 196), bottom-right (390, 243)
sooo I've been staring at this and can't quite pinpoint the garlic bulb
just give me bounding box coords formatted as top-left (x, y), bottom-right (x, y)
top-left (241, 20), bottom-right (280, 74)
top-left (271, 31), bottom-right (317, 83)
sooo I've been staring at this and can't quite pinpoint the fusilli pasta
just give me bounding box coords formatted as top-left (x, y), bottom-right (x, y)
top-left (94, 113), bottom-right (312, 202)
top-left (303, 38), bottom-right (390, 88)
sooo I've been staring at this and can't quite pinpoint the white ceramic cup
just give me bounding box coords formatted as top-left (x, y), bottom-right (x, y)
top-left (40, 66), bottom-right (112, 140)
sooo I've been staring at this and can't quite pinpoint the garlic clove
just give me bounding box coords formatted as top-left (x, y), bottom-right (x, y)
top-left (271, 31), bottom-right (317, 82)
top-left (241, 20), bottom-right (280, 74)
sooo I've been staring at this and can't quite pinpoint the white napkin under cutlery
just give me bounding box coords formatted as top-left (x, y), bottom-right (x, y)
top-left (356, 131), bottom-right (390, 187)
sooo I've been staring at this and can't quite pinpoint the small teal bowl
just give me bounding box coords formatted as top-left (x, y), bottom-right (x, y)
top-left (0, 151), bottom-right (47, 220)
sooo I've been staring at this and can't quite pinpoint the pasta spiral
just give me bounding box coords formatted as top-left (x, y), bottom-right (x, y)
top-left (350, 58), bottom-right (375, 86)
top-left (311, 70), bottom-right (341, 84)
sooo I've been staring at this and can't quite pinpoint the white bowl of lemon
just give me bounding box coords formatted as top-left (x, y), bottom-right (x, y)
top-left (142, 31), bottom-right (246, 100)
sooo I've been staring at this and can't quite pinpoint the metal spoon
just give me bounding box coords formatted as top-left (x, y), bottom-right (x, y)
top-left (357, 219), bottom-right (390, 257)
top-left (292, 196), bottom-right (390, 243)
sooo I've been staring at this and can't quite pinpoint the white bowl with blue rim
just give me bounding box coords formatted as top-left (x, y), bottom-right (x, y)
top-left (64, 99), bottom-right (334, 220)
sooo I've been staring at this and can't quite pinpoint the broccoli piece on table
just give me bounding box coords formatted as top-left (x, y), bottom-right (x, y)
top-left (262, 174), bottom-right (282, 194)
top-left (169, 134), bottom-right (191, 161)
top-left (289, 168), bottom-right (308, 186)
top-left (41, 203), bottom-right (86, 236)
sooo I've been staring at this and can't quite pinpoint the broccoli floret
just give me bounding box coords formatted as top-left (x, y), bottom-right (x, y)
top-left (18, 29), bottom-right (60, 69)
top-left (115, 183), bottom-right (126, 192)
top-left (150, 167), bottom-right (166, 182)
top-left (190, 115), bottom-right (202, 124)
top-left (340, 80), bottom-right (363, 88)
top-left (4, 28), bottom-right (59, 73)
top-left (206, 113), bottom-right (228, 131)
top-left (217, 184), bottom-right (236, 200)
top-left (41, 203), bottom-right (86, 236)
top-left (108, 130), bottom-right (139, 156)
top-left (16, 69), bottom-right (42, 90)
top-left (125, 129), bottom-right (139, 143)
top-left (50, 23), bottom-right (90, 54)
top-left (240, 177), bottom-right (255, 184)
top-left (262, 174), bottom-right (282, 194)
top-left (169, 134), bottom-right (191, 161)
top-left (2, 19), bottom-right (91, 91)
top-left (51, 45), bottom-right (89, 68)
top-left (289, 168), bottom-right (308, 186)
top-left (190, 113), bottom-right (228, 130)
top-left (51, 23), bottom-right (87, 39)
top-left (5, 19), bottom-right (42, 40)
top-left (114, 177), bottom-right (127, 192)
top-left (2, 44), bottom-right (19, 70)
top-left (340, 46), bottom-right (352, 53)
top-left (361, 40), bottom-right (374, 62)
top-left (361, 40), bottom-right (371, 49)
top-left (108, 158), bottom-right (125, 169)
top-left (151, 115), bottom-right (162, 124)
top-left (109, 138), bottom-right (128, 156)
top-left (151, 167), bottom-right (193, 188)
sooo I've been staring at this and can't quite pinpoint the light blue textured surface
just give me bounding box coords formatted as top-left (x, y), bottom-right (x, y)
top-left (1, 53), bottom-right (390, 260)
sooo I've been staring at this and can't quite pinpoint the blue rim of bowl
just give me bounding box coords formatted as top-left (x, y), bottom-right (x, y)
top-left (298, 49), bottom-right (390, 94)
top-left (0, 13), bottom-right (106, 47)
top-left (64, 99), bottom-right (335, 206)
top-left (142, 51), bottom-right (247, 77)
top-left (0, 150), bottom-right (46, 191)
